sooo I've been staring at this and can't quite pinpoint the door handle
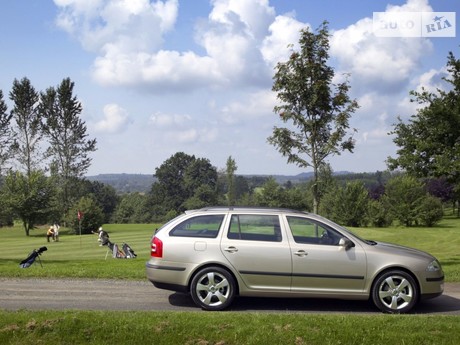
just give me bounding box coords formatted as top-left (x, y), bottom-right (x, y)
top-left (294, 250), bottom-right (308, 257)
top-left (224, 246), bottom-right (238, 253)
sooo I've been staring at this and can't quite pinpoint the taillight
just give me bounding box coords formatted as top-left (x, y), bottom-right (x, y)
top-left (151, 236), bottom-right (163, 258)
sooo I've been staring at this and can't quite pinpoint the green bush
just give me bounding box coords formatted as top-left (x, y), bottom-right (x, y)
top-left (418, 195), bottom-right (444, 227)
top-left (368, 199), bottom-right (393, 227)
top-left (320, 181), bottom-right (369, 227)
top-left (383, 175), bottom-right (426, 226)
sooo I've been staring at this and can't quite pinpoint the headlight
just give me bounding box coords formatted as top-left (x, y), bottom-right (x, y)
top-left (426, 260), bottom-right (441, 272)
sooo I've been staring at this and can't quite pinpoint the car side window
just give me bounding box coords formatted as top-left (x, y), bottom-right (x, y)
top-left (287, 216), bottom-right (341, 245)
top-left (228, 214), bottom-right (282, 242)
top-left (169, 215), bottom-right (224, 238)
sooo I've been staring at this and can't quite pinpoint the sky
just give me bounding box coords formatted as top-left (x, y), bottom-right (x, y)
top-left (0, 0), bottom-right (459, 177)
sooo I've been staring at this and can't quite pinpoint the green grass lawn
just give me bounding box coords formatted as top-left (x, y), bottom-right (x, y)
top-left (1, 216), bottom-right (459, 281)
top-left (0, 223), bottom-right (160, 279)
top-left (1, 217), bottom-right (459, 345)
top-left (1, 310), bottom-right (459, 345)
top-left (351, 213), bottom-right (460, 282)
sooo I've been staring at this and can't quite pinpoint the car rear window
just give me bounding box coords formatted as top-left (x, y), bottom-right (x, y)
top-left (227, 214), bottom-right (282, 242)
top-left (169, 214), bottom-right (225, 238)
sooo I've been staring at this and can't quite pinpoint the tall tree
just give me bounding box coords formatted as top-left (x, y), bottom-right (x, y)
top-left (268, 22), bottom-right (358, 213)
top-left (9, 77), bottom-right (43, 176)
top-left (0, 90), bottom-right (13, 172)
top-left (149, 152), bottom-right (218, 215)
top-left (1, 170), bottom-right (55, 236)
top-left (226, 156), bottom-right (237, 206)
top-left (39, 78), bottom-right (97, 218)
top-left (388, 51), bottom-right (460, 213)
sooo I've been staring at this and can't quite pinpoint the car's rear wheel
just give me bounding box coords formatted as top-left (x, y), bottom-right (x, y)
top-left (190, 266), bottom-right (236, 311)
top-left (372, 270), bottom-right (419, 314)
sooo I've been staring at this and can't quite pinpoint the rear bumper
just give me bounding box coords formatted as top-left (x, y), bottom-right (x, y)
top-left (148, 279), bottom-right (188, 293)
top-left (146, 261), bottom-right (189, 293)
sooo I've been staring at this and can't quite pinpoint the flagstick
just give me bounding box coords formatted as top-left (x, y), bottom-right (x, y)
top-left (79, 218), bottom-right (82, 249)
top-left (78, 210), bottom-right (83, 249)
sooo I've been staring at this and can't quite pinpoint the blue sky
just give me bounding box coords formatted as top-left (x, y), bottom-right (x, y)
top-left (0, 0), bottom-right (459, 176)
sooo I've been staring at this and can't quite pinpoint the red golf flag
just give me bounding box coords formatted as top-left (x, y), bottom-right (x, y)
top-left (77, 210), bottom-right (83, 221)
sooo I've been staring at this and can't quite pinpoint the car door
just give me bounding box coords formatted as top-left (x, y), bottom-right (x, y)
top-left (220, 213), bottom-right (292, 291)
top-left (286, 216), bottom-right (367, 294)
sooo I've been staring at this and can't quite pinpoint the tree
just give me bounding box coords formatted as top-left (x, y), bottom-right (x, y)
top-left (149, 152), bottom-right (218, 216)
top-left (368, 199), bottom-right (393, 228)
top-left (9, 77), bottom-right (44, 176)
top-left (78, 179), bottom-right (119, 223)
top-left (382, 175), bottom-right (426, 227)
top-left (183, 157), bottom-right (218, 198)
top-left (183, 184), bottom-right (218, 210)
top-left (112, 193), bottom-right (150, 223)
top-left (268, 21), bottom-right (358, 214)
top-left (226, 156), bottom-right (237, 205)
top-left (254, 177), bottom-right (286, 207)
top-left (418, 195), bottom-right (444, 227)
top-left (283, 184), bottom-right (310, 210)
top-left (1, 170), bottom-right (55, 236)
top-left (152, 152), bottom-right (195, 212)
top-left (0, 90), bottom-right (13, 172)
top-left (39, 78), bottom-right (97, 219)
top-left (65, 196), bottom-right (104, 235)
top-left (388, 51), bottom-right (460, 213)
top-left (320, 181), bottom-right (370, 227)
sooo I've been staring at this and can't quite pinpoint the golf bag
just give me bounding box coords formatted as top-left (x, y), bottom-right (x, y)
top-left (19, 246), bottom-right (48, 268)
top-left (111, 242), bottom-right (127, 258)
top-left (122, 243), bottom-right (137, 258)
top-left (104, 240), bottom-right (136, 259)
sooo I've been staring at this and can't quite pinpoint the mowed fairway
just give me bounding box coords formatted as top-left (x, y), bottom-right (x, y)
top-left (1, 215), bottom-right (460, 281)
top-left (0, 223), bottom-right (160, 279)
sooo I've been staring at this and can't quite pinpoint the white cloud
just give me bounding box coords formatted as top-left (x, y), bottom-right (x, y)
top-left (54, 0), bottom-right (178, 53)
top-left (209, 0), bottom-right (276, 39)
top-left (94, 103), bottom-right (131, 133)
top-left (219, 89), bottom-right (276, 124)
top-left (50, 0), bottom-right (452, 176)
top-left (149, 112), bottom-right (192, 127)
top-left (260, 14), bottom-right (307, 68)
top-left (394, 65), bottom-right (450, 119)
top-left (330, 0), bottom-right (433, 93)
top-left (413, 66), bottom-right (450, 93)
top-left (55, 0), bottom-right (309, 91)
top-left (164, 127), bottom-right (219, 144)
top-left (149, 111), bottom-right (218, 145)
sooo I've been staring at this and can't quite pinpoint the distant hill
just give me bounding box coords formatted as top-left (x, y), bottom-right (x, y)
top-left (86, 171), bottom-right (354, 194)
top-left (86, 173), bottom-right (156, 194)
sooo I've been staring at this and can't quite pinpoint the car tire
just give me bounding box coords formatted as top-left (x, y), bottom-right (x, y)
top-left (371, 270), bottom-right (419, 314)
top-left (190, 266), bottom-right (236, 311)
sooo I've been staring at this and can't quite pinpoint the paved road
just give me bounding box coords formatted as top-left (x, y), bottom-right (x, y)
top-left (1, 278), bottom-right (459, 314)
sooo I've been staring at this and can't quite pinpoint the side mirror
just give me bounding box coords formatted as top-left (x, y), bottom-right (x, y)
top-left (339, 237), bottom-right (354, 250)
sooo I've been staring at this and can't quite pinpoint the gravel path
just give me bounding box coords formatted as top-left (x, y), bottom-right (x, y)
top-left (1, 278), bottom-right (459, 314)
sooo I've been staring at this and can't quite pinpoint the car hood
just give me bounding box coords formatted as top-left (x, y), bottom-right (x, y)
top-left (373, 241), bottom-right (435, 261)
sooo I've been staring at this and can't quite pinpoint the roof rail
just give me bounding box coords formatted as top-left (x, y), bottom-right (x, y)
top-left (194, 206), bottom-right (307, 214)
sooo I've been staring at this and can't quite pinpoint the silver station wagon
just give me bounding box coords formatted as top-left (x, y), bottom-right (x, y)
top-left (146, 207), bottom-right (444, 313)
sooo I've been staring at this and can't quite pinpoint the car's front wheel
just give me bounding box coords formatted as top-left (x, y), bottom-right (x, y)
top-left (190, 266), bottom-right (236, 311)
top-left (371, 270), bottom-right (419, 314)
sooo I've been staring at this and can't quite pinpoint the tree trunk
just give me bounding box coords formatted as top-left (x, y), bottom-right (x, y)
top-left (312, 165), bottom-right (319, 214)
top-left (23, 220), bottom-right (30, 236)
